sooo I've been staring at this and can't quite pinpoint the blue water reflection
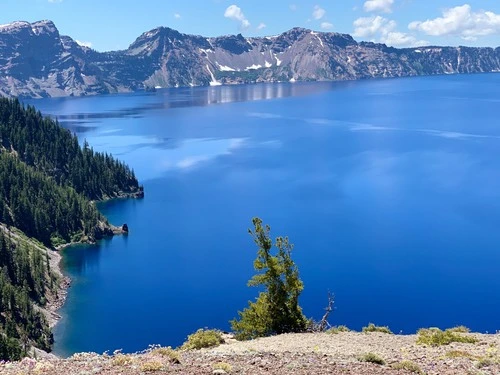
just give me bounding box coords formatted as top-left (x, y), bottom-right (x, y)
top-left (27, 75), bottom-right (500, 356)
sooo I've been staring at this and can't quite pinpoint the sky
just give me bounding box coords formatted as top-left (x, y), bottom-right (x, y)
top-left (1, 0), bottom-right (500, 51)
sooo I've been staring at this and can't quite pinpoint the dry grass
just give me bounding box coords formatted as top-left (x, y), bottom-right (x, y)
top-left (181, 329), bottom-right (224, 350)
top-left (476, 357), bottom-right (495, 369)
top-left (416, 328), bottom-right (478, 346)
top-left (141, 360), bottom-right (164, 372)
top-left (447, 325), bottom-right (471, 333)
top-left (213, 362), bottom-right (233, 373)
top-left (327, 325), bottom-right (351, 334)
top-left (112, 354), bottom-right (134, 366)
top-left (392, 360), bottom-right (424, 374)
top-left (362, 323), bottom-right (393, 334)
top-left (151, 346), bottom-right (181, 364)
top-left (445, 350), bottom-right (479, 360)
top-left (357, 352), bottom-right (385, 365)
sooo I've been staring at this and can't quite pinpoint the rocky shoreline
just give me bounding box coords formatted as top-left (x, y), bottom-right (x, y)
top-left (43, 191), bottom-right (141, 347)
top-left (46, 223), bottom-right (130, 329)
top-left (43, 249), bottom-right (69, 329)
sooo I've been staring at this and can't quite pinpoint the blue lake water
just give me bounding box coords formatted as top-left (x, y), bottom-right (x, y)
top-left (27, 74), bottom-right (500, 356)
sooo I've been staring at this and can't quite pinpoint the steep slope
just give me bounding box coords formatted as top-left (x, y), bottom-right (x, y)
top-left (0, 99), bottom-right (142, 201)
top-left (0, 21), bottom-right (499, 98)
top-left (125, 27), bottom-right (213, 88)
top-left (0, 225), bottom-right (57, 360)
top-left (0, 98), bottom-right (143, 359)
top-left (0, 21), bottom-right (107, 98)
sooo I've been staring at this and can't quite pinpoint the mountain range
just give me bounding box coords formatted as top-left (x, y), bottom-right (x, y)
top-left (0, 20), bottom-right (499, 98)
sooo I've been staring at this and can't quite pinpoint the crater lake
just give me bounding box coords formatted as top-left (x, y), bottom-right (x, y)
top-left (27, 74), bottom-right (500, 356)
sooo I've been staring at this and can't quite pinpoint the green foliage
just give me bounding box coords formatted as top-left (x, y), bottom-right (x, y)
top-left (231, 292), bottom-right (273, 340)
top-left (392, 360), bottom-right (423, 374)
top-left (212, 362), bottom-right (233, 373)
top-left (0, 153), bottom-right (104, 246)
top-left (0, 98), bottom-right (140, 201)
top-left (0, 231), bottom-right (54, 359)
top-left (0, 98), bottom-right (142, 247)
top-left (445, 350), bottom-right (477, 359)
top-left (476, 357), bottom-right (495, 368)
top-left (181, 329), bottom-right (224, 350)
top-left (362, 323), bottom-right (393, 334)
top-left (215, 69), bottom-right (263, 83)
top-left (0, 98), bottom-right (142, 360)
top-left (151, 346), bottom-right (180, 364)
top-left (327, 325), bottom-right (350, 334)
top-left (141, 360), bottom-right (163, 372)
top-left (112, 354), bottom-right (134, 366)
top-left (416, 328), bottom-right (478, 346)
top-left (357, 352), bottom-right (386, 365)
top-left (447, 325), bottom-right (470, 333)
top-left (231, 218), bottom-right (307, 340)
top-left (0, 333), bottom-right (23, 361)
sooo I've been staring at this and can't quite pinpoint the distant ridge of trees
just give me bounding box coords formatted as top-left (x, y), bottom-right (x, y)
top-left (0, 98), bottom-right (140, 200)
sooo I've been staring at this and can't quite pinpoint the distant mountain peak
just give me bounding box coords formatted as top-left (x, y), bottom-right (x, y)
top-left (0, 20), bottom-right (31, 30)
top-left (0, 20), bottom-right (58, 34)
top-left (0, 20), bottom-right (499, 99)
top-left (30, 20), bottom-right (58, 36)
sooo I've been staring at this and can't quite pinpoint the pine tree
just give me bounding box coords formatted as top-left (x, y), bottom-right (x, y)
top-left (231, 218), bottom-right (307, 340)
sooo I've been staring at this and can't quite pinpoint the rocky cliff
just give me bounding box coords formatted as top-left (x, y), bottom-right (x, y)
top-left (1, 21), bottom-right (499, 98)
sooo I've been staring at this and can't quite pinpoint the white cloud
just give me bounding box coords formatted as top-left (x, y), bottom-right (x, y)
top-left (381, 32), bottom-right (428, 47)
top-left (257, 23), bottom-right (266, 30)
top-left (290, 4), bottom-right (297, 12)
top-left (321, 22), bottom-right (334, 30)
top-left (224, 5), bottom-right (251, 30)
top-left (75, 40), bottom-right (92, 48)
top-left (174, 13), bottom-right (181, 19)
top-left (312, 5), bottom-right (326, 20)
top-left (409, 4), bottom-right (500, 41)
top-left (363, 0), bottom-right (394, 13)
top-left (353, 16), bottom-right (427, 47)
top-left (353, 15), bottom-right (396, 38)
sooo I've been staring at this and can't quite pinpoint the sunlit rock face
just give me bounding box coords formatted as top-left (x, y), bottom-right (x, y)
top-left (1, 20), bottom-right (499, 98)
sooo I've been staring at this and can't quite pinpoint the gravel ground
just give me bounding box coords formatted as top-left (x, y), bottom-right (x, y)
top-left (2, 332), bottom-right (499, 374)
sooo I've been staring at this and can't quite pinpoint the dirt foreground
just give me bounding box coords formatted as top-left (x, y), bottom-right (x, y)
top-left (2, 331), bottom-right (499, 375)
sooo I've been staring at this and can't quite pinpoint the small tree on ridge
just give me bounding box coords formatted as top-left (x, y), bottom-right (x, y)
top-left (230, 217), bottom-right (307, 340)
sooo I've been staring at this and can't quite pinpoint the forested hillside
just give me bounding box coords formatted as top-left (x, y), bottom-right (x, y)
top-left (0, 98), bottom-right (141, 200)
top-left (0, 230), bottom-right (55, 360)
top-left (0, 153), bottom-right (104, 247)
top-left (0, 98), bottom-right (143, 360)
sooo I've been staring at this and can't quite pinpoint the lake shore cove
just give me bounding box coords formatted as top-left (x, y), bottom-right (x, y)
top-left (4, 75), bottom-right (500, 365)
top-left (1, 330), bottom-right (499, 374)
top-left (0, 98), bottom-right (144, 359)
top-left (0, 193), bottom-right (140, 360)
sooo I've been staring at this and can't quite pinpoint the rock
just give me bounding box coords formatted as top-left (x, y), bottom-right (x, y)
top-left (134, 186), bottom-right (145, 199)
top-left (91, 222), bottom-right (114, 241)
